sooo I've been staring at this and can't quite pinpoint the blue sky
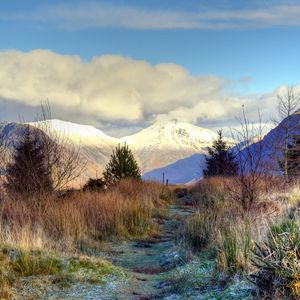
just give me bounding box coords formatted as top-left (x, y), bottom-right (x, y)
top-left (0, 0), bottom-right (299, 134)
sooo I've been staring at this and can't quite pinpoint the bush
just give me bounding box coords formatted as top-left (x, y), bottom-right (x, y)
top-left (83, 178), bottom-right (105, 192)
top-left (190, 177), bottom-right (232, 209)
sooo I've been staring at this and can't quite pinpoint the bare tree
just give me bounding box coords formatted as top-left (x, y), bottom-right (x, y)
top-left (231, 107), bottom-right (270, 210)
top-left (275, 86), bottom-right (300, 183)
top-left (34, 102), bottom-right (86, 191)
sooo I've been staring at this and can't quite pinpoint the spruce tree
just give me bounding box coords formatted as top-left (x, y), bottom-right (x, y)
top-left (103, 143), bottom-right (141, 185)
top-left (5, 126), bottom-right (53, 199)
top-left (203, 130), bottom-right (238, 177)
top-left (279, 135), bottom-right (300, 179)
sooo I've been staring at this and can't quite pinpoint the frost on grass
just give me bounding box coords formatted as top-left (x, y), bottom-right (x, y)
top-left (164, 254), bottom-right (254, 300)
top-left (11, 254), bottom-right (128, 300)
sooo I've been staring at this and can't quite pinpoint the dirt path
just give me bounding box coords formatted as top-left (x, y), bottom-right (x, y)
top-left (105, 205), bottom-right (195, 300)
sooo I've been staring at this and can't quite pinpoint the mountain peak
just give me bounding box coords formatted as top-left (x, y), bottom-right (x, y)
top-left (121, 119), bottom-right (218, 150)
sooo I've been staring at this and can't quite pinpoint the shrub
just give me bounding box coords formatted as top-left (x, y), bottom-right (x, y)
top-left (190, 177), bottom-right (231, 208)
top-left (83, 178), bottom-right (105, 192)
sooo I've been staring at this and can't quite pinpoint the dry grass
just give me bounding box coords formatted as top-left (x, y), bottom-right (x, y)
top-left (184, 176), bottom-right (294, 275)
top-left (0, 179), bottom-right (170, 252)
top-left (0, 179), bottom-right (169, 298)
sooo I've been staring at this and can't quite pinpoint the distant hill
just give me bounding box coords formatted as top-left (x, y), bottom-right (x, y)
top-left (143, 153), bottom-right (206, 184)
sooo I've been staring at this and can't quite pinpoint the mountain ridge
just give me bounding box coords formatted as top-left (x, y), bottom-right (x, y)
top-left (1, 114), bottom-right (298, 185)
top-left (1, 119), bottom-right (223, 184)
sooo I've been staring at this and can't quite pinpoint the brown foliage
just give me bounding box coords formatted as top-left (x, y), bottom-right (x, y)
top-left (0, 179), bottom-right (167, 251)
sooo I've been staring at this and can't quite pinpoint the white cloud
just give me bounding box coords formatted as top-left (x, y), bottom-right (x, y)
top-left (2, 2), bottom-right (300, 30)
top-left (0, 49), bottom-right (285, 135)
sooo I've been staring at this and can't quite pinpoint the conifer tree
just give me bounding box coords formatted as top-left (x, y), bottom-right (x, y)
top-left (204, 130), bottom-right (238, 177)
top-left (5, 126), bottom-right (53, 199)
top-left (279, 135), bottom-right (300, 179)
top-left (103, 143), bottom-right (141, 185)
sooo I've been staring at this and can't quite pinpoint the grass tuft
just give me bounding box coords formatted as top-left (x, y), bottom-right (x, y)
top-left (11, 251), bottom-right (63, 277)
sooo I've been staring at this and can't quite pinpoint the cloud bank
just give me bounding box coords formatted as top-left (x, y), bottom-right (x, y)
top-left (0, 49), bottom-right (284, 135)
top-left (3, 2), bottom-right (300, 30)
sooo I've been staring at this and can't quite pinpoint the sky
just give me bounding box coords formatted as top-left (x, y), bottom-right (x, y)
top-left (0, 0), bottom-right (300, 136)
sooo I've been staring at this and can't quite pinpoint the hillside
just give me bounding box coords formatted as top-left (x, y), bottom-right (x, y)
top-left (238, 112), bottom-right (300, 173)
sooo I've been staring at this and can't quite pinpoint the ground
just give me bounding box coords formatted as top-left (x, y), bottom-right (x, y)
top-left (10, 203), bottom-right (255, 300)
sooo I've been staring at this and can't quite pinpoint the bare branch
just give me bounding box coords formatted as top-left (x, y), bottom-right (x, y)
top-left (34, 102), bottom-right (87, 190)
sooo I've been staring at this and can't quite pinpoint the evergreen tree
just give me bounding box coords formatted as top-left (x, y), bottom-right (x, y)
top-left (5, 126), bottom-right (53, 199)
top-left (279, 135), bottom-right (300, 178)
top-left (103, 143), bottom-right (141, 185)
top-left (203, 130), bottom-right (238, 177)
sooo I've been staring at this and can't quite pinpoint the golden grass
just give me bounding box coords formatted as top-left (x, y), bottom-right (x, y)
top-left (0, 179), bottom-right (169, 252)
top-left (183, 176), bottom-right (297, 275)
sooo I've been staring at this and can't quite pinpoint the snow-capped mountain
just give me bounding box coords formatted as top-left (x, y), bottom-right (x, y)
top-left (29, 120), bottom-right (119, 181)
top-left (0, 119), bottom-right (235, 185)
top-left (30, 119), bottom-right (118, 146)
top-left (121, 119), bottom-right (221, 173)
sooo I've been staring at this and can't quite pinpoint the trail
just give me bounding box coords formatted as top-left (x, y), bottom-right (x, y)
top-left (107, 205), bottom-right (195, 300)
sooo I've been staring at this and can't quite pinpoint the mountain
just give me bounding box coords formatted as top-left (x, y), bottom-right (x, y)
top-left (30, 120), bottom-right (118, 179)
top-left (143, 153), bottom-right (206, 184)
top-left (0, 119), bottom-right (235, 185)
top-left (121, 119), bottom-right (220, 173)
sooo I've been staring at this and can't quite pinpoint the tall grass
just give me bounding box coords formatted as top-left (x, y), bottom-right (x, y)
top-left (184, 176), bottom-right (286, 275)
top-left (217, 223), bottom-right (252, 273)
top-left (183, 210), bottom-right (218, 250)
top-left (252, 219), bottom-right (300, 299)
top-left (0, 179), bottom-right (168, 252)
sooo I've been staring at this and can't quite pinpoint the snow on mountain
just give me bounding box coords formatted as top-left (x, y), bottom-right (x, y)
top-left (29, 119), bottom-right (118, 146)
top-left (0, 119), bottom-right (235, 185)
top-left (29, 120), bottom-right (119, 182)
top-left (121, 119), bottom-right (221, 173)
top-left (121, 119), bottom-right (218, 149)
